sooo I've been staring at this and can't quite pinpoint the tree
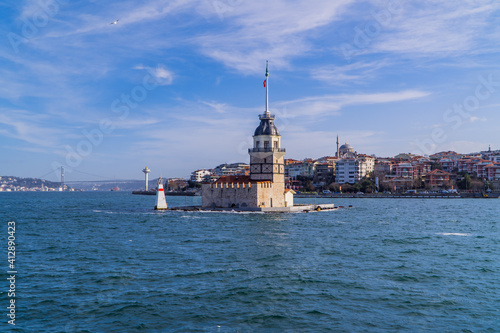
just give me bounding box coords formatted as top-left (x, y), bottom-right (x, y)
top-left (359, 178), bottom-right (374, 193)
top-left (412, 177), bottom-right (424, 189)
top-left (484, 181), bottom-right (494, 192)
top-left (328, 183), bottom-right (341, 192)
top-left (457, 173), bottom-right (471, 190)
top-left (304, 180), bottom-right (315, 192)
top-left (340, 183), bottom-right (354, 193)
top-left (470, 178), bottom-right (483, 192)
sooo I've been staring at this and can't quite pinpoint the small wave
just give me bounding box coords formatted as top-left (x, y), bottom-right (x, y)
top-left (436, 232), bottom-right (471, 236)
top-left (93, 209), bottom-right (119, 214)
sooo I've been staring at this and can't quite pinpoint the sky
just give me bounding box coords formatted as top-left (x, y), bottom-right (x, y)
top-left (2, 0), bottom-right (500, 181)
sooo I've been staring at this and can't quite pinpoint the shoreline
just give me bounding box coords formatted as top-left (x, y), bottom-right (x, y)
top-left (295, 193), bottom-right (500, 199)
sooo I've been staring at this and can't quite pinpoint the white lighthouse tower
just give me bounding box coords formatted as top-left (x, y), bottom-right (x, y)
top-left (154, 177), bottom-right (168, 210)
top-left (142, 166), bottom-right (151, 191)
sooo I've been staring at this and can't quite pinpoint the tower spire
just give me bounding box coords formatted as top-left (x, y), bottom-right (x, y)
top-left (265, 60), bottom-right (269, 115)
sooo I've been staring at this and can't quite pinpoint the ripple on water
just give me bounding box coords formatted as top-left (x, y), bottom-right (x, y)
top-left (6, 193), bottom-right (500, 332)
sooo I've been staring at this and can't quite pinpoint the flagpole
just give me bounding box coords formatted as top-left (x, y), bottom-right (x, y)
top-left (265, 60), bottom-right (269, 115)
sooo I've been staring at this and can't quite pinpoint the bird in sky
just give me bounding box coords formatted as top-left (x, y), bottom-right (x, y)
top-left (110, 19), bottom-right (119, 25)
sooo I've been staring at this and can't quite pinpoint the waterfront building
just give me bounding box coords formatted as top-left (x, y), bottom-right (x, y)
top-left (430, 151), bottom-right (463, 160)
top-left (201, 62), bottom-right (292, 209)
top-left (373, 160), bottom-right (392, 182)
top-left (314, 158), bottom-right (336, 185)
top-left (413, 158), bottom-right (432, 177)
top-left (284, 159), bottom-right (319, 179)
top-left (286, 162), bottom-right (304, 179)
top-left (167, 178), bottom-right (188, 191)
top-left (335, 155), bottom-right (374, 184)
top-left (394, 153), bottom-right (420, 161)
top-left (302, 159), bottom-right (319, 178)
top-left (390, 158), bottom-right (432, 180)
top-left (457, 157), bottom-right (483, 174)
top-left (190, 169), bottom-right (211, 182)
top-left (438, 158), bottom-right (456, 173)
top-left (213, 163), bottom-right (249, 176)
top-left (489, 155), bottom-right (500, 163)
top-left (485, 164), bottom-right (500, 181)
top-left (314, 162), bottom-right (335, 185)
top-left (474, 160), bottom-right (496, 179)
top-left (426, 169), bottom-right (452, 189)
top-left (394, 162), bottom-right (417, 179)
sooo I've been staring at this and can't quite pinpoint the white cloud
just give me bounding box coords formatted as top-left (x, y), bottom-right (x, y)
top-left (275, 90), bottom-right (430, 118)
top-left (469, 116), bottom-right (487, 123)
top-left (368, 1), bottom-right (500, 57)
top-left (311, 61), bottom-right (389, 85)
top-left (134, 64), bottom-right (174, 85)
top-left (195, 0), bottom-right (354, 73)
top-left (0, 110), bottom-right (66, 147)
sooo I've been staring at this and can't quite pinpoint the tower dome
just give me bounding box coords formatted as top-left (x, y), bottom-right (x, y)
top-left (254, 114), bottom-right (280, 136)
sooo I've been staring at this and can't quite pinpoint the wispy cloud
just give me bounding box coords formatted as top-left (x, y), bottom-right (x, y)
top-left (311, 60), bottom-right (390, 85)
top-left (369, 1), bottom-right (500, 57)
top-left (134, 64), bottom-right (174, 85)
top-left (0, 109), bottom-right (68, 147)
top-left (276, 90), bottom-right (430, 118)
top-left (195, 0), bottom-right (354, 73)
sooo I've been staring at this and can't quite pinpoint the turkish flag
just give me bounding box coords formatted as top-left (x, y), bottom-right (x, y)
top-left (263, 79), bottom-right (266, 88)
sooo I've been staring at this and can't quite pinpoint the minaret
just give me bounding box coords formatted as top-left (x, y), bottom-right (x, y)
top-left (336, 135), bottom-right (340, 158)
top-left (248, 61), bottom-right (286, 184)
top-left (143, 166), bottom-right (151, 191)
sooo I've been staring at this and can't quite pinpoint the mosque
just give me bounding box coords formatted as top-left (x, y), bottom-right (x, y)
top-left (201, 62), bottom-right (294, 210)
top-left (336, 138), bottom-right (357, 158)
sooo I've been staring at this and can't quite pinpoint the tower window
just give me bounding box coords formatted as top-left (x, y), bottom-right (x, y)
top-left (273, 141), bottom-right (278, 148)
top-left (256, 141), bottom-right (260, 148)
top-left (264, 141), bottom-right (269, 148)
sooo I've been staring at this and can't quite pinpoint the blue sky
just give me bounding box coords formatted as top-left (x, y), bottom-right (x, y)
top-left (2, 0), bottom-right (500, 181)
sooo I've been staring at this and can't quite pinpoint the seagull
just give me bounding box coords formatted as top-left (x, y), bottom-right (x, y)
top-left (110, 19), bottom-right (119, 25)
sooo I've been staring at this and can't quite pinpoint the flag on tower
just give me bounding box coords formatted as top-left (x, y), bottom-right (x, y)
top-left (263, 79), bottom-right (266, 88)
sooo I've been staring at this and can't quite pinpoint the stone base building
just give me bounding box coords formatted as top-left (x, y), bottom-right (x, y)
top-left (202, 175), bottom-right (294, 209)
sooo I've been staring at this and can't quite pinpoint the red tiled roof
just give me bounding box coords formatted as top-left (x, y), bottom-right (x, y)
top-left (426, 169), bottom-right (452, 176)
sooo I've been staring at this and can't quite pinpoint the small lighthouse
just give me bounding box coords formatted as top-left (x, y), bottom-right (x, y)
top-left (143, 166), bottom-right (151, 191)
top-left (154, 177), bottom-right (168, 210)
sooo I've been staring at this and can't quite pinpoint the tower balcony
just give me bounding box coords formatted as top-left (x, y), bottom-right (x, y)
top-left (249, 148), bottom-right (286, 153)
top-left (259, 113), bottom-right (275, 120)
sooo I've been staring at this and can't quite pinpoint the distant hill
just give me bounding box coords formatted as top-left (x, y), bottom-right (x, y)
top-left (1, 176), bottom-right (166, 192)
top-left (0, 176), bottom-right (64, 191)
top-left (64, 179), bottom-right (157, 191)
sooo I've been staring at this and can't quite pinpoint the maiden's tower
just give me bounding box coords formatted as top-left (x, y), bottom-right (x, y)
top-left (201, 62), bottom-right (293, 210)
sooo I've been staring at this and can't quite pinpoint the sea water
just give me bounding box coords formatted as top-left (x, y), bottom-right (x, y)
top-left (0, 192), bottom-right (499, 332)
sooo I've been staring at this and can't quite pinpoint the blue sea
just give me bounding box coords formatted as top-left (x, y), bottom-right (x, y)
top-left (1, 192), bottom-right (499, 332)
